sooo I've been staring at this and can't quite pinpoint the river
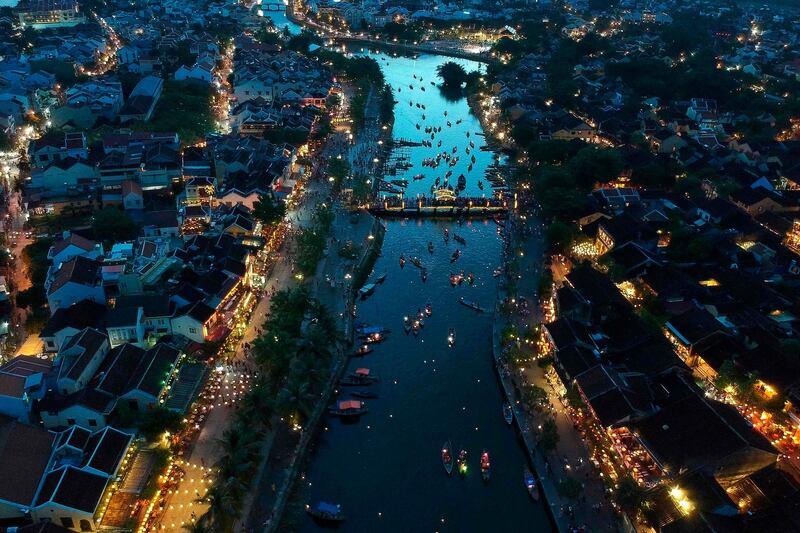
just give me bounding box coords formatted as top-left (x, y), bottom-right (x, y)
top-left (258, 9), bottom-right (550, 532)
top-left (288, 47), bottom-right (554, 532)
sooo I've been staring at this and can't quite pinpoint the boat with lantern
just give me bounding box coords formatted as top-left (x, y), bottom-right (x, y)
top-left (524, 467), bottom-right (539, 500)
top-left (481, 451), bottom-right (491, 482)
top-left (442, 441), bottom-right (454, 475)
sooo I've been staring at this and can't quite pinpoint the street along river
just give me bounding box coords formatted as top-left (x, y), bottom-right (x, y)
top-left (298, 51), bottom-right (554, 532)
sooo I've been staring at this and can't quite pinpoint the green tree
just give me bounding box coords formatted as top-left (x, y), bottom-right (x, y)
top-left (557, 475), bottom-right (583, 500)
top-left (436, 61), bottom-right (468, 89)
top-left (252, 194), bottom-right (286, 225)
top-left (615, 475), bottom-right (648, 514)
top-left (545, 220), bottom-right (577, 253)
top-left (92, 207), bottom-right (140, 245)
top-left (539, 418), bottom-right (560, 451)
top-left (568, 146), bottom-right (624, 188)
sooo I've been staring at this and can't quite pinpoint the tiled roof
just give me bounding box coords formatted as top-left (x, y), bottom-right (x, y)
top-left (0, 416), bottom-right (55, 506)
top-left (48, 256), bottom-right (101, 295)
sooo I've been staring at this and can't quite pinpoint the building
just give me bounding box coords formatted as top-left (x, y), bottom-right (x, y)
top-left (46, 257), bottom-right (105, 315)
top-left (119, 75), bottom-right (163, 123)
top-left (39, 341), bottom-right (181, 430)
top-left (47, 234), bottom-right (104, 266)
top-left (0, 356), bottom-right (52, 422)
top-left (16, 0), bottom-right (85, 29)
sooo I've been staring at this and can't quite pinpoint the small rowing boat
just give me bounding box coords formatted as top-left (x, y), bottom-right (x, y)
top-left (453, 234), bottom-right (466, 245)
top-left (481, 451), bottom-right (491, 482)
top-left (503, 402), bottom-right (513, 424)
top-left (450, 250), bottom-right (461, 263)
top-left (457, 448), bottom-right (467, 477)
top-left (425, 303), bottom-right (432, 316)
top-left (353, 344), bottom-right (372, 356)
top-left (459, 297), bottom-right (487, 313)
top-left (447, 328), bottom-right (456, 347)
top-left (358, 283), bottom-right (377, 300)
top-left (524, 467), bottom-right (539, 500)
top-left (442, 441), bottom-right (454, 475)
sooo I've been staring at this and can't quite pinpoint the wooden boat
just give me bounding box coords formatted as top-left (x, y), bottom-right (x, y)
top-left (328, 400), bottom-right (368, 417)
top-left (478, 180), bottom-right (484, 190)
top-left (425, 303), bottom-right (432, 316)
top-left (358, 283), bottom-right (377, 300)
top-left (503, 402), bottom-right (513, 424)
top-left (403, 315), bottom-right (413, 334)
top-left (447, 328), bottom-right (456, 347)
top-left (453, 234), bottom-right (466, 245)
top-left (353, 344), bottom-right (373, 356)
top-left (399, 254), bottom-right (406, 268)
top-left (457, 175), bottom-right (466, 190)
top-left (524, 467), bottom-right (539, 500)
top-left (351, 390), bottom-right (378, 399)
top-left (481, 451), bottom-right (491, 482)
top-left (306, 502), bottom-right (345, 523)
top-left (356, 324), bottom-right (387, 336)
top-left (427, 241), bottom-right (434, 254)
top-left (410, 256), bottom-right (423, 269)
top-left (421, 269), bottom-right (428, 282)
top-left (443, 229), bottom-right (449, 242)
top-left (340, 368), bottom-right (379, 386)
top-left (459, 297), bottom-right (487, 313)
top-left (375, 273), bottom-right (387, 284)
top-left (457, 448), bottom-right (467, 477)
top-left (450, 249), bottom-right (461, 263)
top-left (390, 179), bottom-right (408, 188)
top-left (360, 332), bottom-right (386, 344)
top-left (467, 272), bottom-right (475, 285)
top-left (442, 441), bottom-right (454, 475)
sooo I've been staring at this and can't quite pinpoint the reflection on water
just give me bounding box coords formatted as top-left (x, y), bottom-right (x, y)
top-left (357, 52), bottom-right (495, 200)
top-left (300, 52), bottom-right (552, 533)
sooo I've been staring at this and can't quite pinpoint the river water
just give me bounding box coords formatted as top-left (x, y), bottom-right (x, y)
top-left (290, 48), bottom-right (553, 533)
top-left (260, 10), bottom-right (550, 531)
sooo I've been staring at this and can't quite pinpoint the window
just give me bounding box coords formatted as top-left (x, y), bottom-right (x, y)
top-left (67, 418), bottom-right (76, 425)
top-left (189, 327), bottom-right (198, 334)
top-left (60, 517), bottom-right (75, 528)
top-left (79, 519), bottom-right (93, 531)
top-left (88, 419), bottom-right (97, 427)
top-left (129, 400), bottom-right (139, 411)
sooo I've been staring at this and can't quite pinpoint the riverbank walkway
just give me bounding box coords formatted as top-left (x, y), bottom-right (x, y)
top-left (493, 210), bottom-right (621, 532)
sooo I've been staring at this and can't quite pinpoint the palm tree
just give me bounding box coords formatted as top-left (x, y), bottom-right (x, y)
top-left (276, 377), bottom-right (316, 421)
top-left (182, 512), bottom-right (213, 533)
top-left (214, 424), bottom-right (261, 480)
top-left (197, 480), bottom-right (243, 532)
top-left (236, 382), bottom-right (276, 431)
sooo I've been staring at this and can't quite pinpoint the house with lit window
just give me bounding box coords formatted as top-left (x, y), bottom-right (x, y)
top-left (46, 256), bottom-right (106, 315)
top-left (39, 341), bottom-right (181, 430)
top-left (0, 416), bottom-right (132, 532)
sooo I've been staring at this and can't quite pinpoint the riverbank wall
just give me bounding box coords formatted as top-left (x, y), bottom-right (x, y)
top-left (265, 210), bottom-right (384, 532)
top-left (491, 319), bottom-right (565, 533)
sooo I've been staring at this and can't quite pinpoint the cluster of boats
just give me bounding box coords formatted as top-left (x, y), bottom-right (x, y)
top-left (403, 304), bottom-right (432, 336)
top-left (441, 442), bottom-right (491, 482)
top-left (436, 404), bottom-right (539, 498)
top-left (449, 271), bottom-right (475, 287)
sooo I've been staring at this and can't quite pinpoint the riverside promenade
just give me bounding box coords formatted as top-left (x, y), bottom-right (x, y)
top-left (492, 209), bottom-right (622, 533)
